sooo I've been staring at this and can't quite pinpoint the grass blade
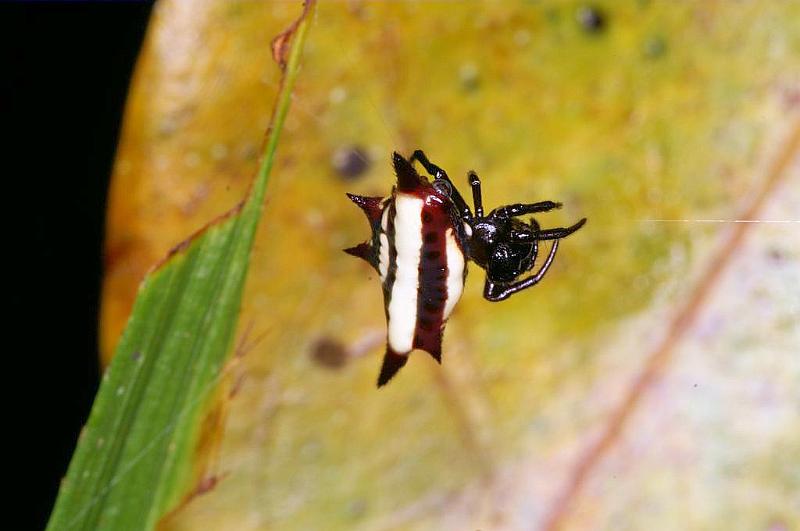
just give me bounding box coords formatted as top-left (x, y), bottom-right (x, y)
top-left (46, 2), bottom-right (316, 529)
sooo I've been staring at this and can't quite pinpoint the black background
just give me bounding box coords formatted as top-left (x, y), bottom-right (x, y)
top-left (2, 3), bottom-right (153, 528)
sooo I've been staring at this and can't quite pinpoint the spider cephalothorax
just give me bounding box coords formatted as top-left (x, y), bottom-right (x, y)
top-left (345, 150), bottom-right (585, 386)
top-left (407, 150), bottom-right (586, 302)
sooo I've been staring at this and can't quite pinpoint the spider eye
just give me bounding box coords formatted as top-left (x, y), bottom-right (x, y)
top-left (432, 179), bottom-right (452, 197)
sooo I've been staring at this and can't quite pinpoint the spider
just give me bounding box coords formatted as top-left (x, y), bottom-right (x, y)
top-left (345, 150), bottom-right (586, 386)
top-left (408, 150), bottom-right (586, 301)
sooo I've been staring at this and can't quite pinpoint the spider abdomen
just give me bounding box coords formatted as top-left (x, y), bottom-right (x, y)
top-left (345, 154), bottom-right (467, 386)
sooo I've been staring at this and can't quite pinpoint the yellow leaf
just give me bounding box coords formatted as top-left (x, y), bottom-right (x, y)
top-left (103, 1), bottom-right (800, 529)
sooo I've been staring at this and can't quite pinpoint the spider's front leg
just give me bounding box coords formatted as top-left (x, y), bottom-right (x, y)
top-left (491, 201), bottom-right (562, 219)
top-left (467, 170), bottom-right (483, 217)
top-left (508, 217), bottom-right (586, 243)
top-left (536, 218), bottom-right (587, 240)
top-left (483, 239), bottom-right (560, 301)
top-left (410, 149), bottom-right (447, 180)
top-left (410, 149), bottom-right (473, 220)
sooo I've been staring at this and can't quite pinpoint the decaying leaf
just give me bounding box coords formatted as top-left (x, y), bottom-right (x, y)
top-left (102, 1), bottom-right (800, 530)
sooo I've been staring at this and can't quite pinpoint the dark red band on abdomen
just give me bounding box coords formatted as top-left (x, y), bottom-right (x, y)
top-left (413, 197), bottom-right (450, 362)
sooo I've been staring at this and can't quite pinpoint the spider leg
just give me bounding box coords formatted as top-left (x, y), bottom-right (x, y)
top-left (536, 217), bottom-right (587, 240)
top-left (410, 149), bottom-right (473, 220)
top-left (467, 170), bottom-right (483, 217)
top-left (483, 239), bottom-right (560, 301)
top-left (506, 218), bottom-right (539, 243)
top-left (491, 201), bottom-right (562, 218)
top-left (410, 149), bottom-right (447, 179)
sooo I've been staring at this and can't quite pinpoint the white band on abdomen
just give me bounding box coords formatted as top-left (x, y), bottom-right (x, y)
top-left (443, 228), bottom-right (465, 319)
top-left (387, 194), bottom-right (423, 353)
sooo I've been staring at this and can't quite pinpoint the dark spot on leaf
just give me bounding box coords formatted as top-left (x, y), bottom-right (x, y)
top-left (768, 248), bottom-right (787, 262)
top-left (577, 5), bottom-right (606, 33)
top-left (544, 7), bottom-right (561, 24)
top-left (643, 35), bottom-right (667, 59)
top-left (131, 351), bottom-right (141, 361)
top-left (332, 145), bottom-right (370, 180)
top-left (347, 499), bottom-right (367, 519)
top-left (310, 337), bottom-right (348, 369)
top-left (241, 141), bottom-right (259, 161)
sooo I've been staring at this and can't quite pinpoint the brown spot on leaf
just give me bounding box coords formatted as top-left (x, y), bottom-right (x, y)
top-left (195, 473), bottom-right (224, 496)
top-left (767, 247), bottom-right (787, 262)
top-left (311, 337), bottom-right (349, 369)
top-left (332, 145), bottom-right (370, 180)
top-left (577, 5), bottom-right (606, 33)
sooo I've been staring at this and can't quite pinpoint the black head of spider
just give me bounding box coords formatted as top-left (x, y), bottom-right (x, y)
top-left (486, 239), bottom-right (537, 283)
top-left (474, 210), bottom-right (585, 301)
top-left (467, 216), bottom-right (532, 278)
top-left (404, 150), bottom-right (586, 302)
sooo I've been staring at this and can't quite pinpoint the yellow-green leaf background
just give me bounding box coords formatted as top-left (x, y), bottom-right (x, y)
top-left (102, 1), bottom-right (800, 529)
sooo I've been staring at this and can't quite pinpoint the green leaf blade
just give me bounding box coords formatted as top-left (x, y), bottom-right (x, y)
top-left (45, 2), bottom-right (316, 530)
